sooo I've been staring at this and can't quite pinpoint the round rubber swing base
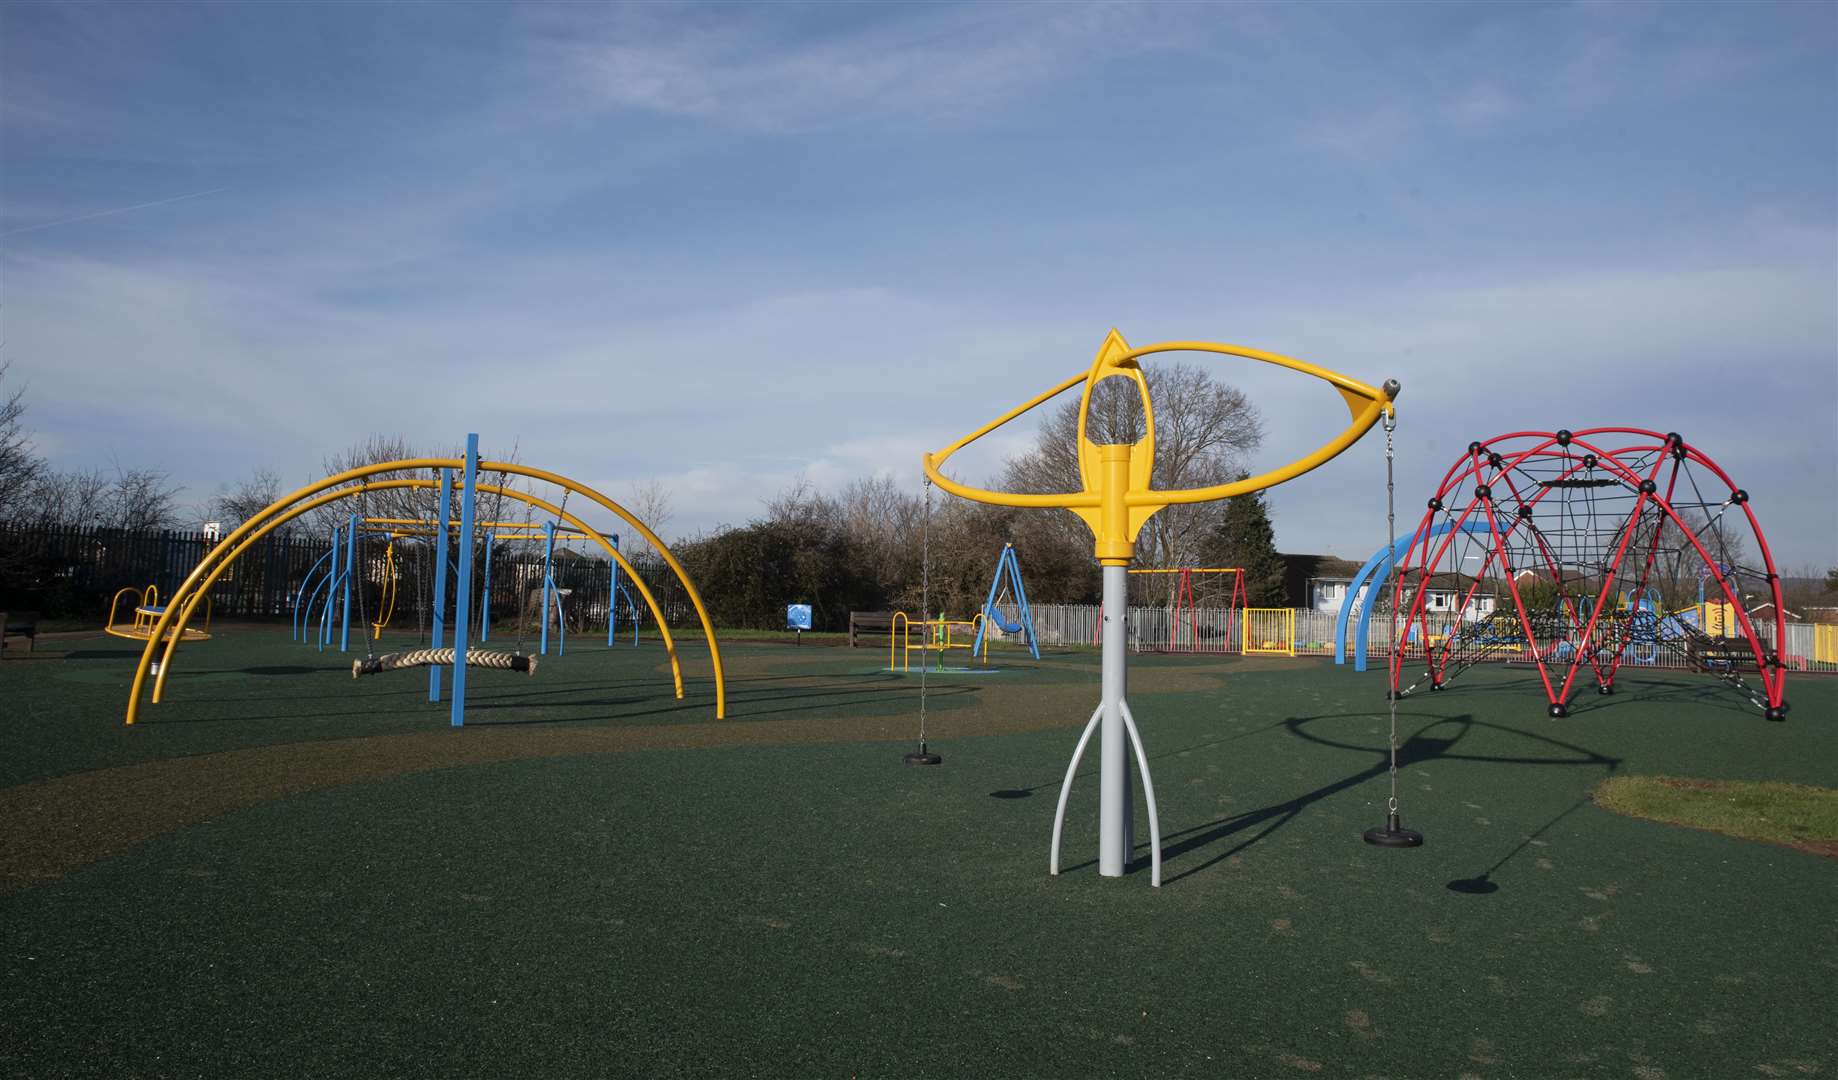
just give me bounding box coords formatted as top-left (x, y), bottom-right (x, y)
top-left (1363, 813), bottom-right (1423, 848)
top-left (904, 751), bottom-right (943, 766)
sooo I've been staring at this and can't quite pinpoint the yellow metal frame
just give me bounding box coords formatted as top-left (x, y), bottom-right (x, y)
top-left (890, 611), bottom-right (987, 672)
top-left (1242, 608), bottom-right (1296, 657)
top-left (362, 517), bottom-right (609, 541)
top-left (106, 585), bottom-right (212, 643)
top-left (123, 461), bottom-right (725, 724)
top-left (924, 330), bottom-right (1396, 565)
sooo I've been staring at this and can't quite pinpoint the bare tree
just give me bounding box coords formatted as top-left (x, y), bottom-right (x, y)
top-left (0, 361), bottom-right (42, 521)
top-left (997, 361), bottom-right (1264, 603)
top-left (307, 436), bottom-right (527, 539)
top-left (765, 474), bottom-right (842, 530)
top-left (205, 467), bottom-right (283, 530)
top-left (26, 467), bottom-right (111, 527)
top-left (105, 465), bottom-right (182, 530)
top-left (625, 478), bottom-right (677, 557)
top-left (834, 473), bottom-right (921, 595)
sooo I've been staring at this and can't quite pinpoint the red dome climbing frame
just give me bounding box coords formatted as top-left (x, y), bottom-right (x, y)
top-left (1387, 429), bottom-right (1788, 720)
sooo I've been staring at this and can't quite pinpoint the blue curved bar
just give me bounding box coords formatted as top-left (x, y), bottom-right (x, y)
top-left (1336, 520), bottom-right (1491, 672)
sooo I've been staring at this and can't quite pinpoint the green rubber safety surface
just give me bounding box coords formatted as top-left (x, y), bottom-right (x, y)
top-left (2, 628), bottom-right (1833, 1077)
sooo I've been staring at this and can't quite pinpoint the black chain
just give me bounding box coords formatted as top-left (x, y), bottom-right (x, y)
top-left (918, 476), bottom-right (931, 742)
top-left (1383, 412), bottom-right (1400, 816)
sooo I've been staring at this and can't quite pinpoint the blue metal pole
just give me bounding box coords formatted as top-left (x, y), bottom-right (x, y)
top-left (429, 469), bottom-right (452, 703)
top-left (540, 519), bottom-right (556, 657)
top-left (293, 545), bottom-right (337, 641)
top-left (339, 514), bottom-right (356, 654)
top-left (1344, 521), bottom-right (1486, 672)
top-left (1010, 546), bottom-right (1039, 659)
top-left (451, 433), bottom-right (478, 728)
top-left (479, 529), bottom-right (495, 643)
top-left (972, 546), bottom-right (1004, 657)
top-left (613, 528), bottom-right (628, 642)
top-left (1336, 538), bottom-right (1396, 668)
top-left (321, 524), bottom-right (340, 651)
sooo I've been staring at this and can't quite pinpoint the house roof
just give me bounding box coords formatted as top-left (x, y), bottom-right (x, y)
top-left (1283, 553), bottom-right (1364, 581)
top-left (1746, 602), bottom-right (1800, 620)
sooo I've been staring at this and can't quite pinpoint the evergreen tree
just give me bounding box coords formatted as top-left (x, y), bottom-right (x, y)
top-left (1201, 484), bottom-right (1286, 606)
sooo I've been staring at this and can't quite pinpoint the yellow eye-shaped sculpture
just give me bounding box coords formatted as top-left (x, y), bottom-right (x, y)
top-left (923, 329), bottom-right (1398, 564)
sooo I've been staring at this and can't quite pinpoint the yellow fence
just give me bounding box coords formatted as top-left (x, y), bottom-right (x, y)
top-left (1816, 624), bottom-right (1838, 665)
top-left (1243, 608), bottom-right (1295, 657)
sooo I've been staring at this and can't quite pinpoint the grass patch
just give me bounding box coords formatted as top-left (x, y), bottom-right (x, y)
top-left (1594, 775), bottom-right (1838, 856)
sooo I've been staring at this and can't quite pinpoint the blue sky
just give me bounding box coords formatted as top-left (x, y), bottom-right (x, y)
top-left (2, 2), bottom-right (1833, 567)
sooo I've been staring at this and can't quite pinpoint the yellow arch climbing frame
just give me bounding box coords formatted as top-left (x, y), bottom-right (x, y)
top-left (123, 461), bottom-right (725, 724)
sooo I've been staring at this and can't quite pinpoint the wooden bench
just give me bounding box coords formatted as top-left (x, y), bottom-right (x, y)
top-left (1, 610), bottom-right (39, 655)
top-left (849, 611), bottom-right (898, 648)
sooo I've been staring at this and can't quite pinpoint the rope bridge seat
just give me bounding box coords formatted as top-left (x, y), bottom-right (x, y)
top-left (353, 648), bottom-right (537, 678)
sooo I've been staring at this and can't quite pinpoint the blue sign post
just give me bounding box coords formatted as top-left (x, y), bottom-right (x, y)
top-left (786, 603), bottom-right (812, 645)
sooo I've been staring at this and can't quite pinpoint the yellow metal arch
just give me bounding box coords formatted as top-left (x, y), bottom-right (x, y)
top-left (923, 330), bottom-right (1397, 564)
top-left (125, 460), bottom-right (725, 724)
top-left (146, 477), bottom-right (686, 706)
top-left (127, 477), bottom-right (695, 722)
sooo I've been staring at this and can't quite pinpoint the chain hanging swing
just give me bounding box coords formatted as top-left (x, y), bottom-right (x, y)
top-left (904, 475), bottom-right (942, 766)
top-left (1364, 409), bottom-right (1423, 848)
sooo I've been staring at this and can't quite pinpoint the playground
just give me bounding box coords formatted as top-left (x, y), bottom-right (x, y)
top-left (2, 628), bottom-right (1834, 1077)
top-left (1, 333), bottom-right (1833, 1077)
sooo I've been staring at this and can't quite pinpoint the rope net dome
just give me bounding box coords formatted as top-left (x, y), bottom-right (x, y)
top-left (1386, 428), bottom-right (1788, 720)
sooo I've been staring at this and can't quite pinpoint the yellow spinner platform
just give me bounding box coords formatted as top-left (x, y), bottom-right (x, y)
top-left (106, 585), bottom-right (212, 643)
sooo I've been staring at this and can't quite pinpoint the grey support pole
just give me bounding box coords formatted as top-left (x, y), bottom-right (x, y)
top-left (1051, 562), bottom-right (1161, 886)
top-left (1098, 563), bottom-right (1132, 876)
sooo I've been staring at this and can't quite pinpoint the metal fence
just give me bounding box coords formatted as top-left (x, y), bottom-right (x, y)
top-left (0, 521), bottom-right (696, 631)
top-left (1011, 603), bottom-right (1838, 674)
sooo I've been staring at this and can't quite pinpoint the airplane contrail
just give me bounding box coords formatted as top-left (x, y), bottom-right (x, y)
top-left (0, 187), bottom-right (228, 239)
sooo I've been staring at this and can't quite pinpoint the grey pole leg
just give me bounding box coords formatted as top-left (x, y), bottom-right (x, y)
top-left (1047, 563), bottom-right (1162, 886)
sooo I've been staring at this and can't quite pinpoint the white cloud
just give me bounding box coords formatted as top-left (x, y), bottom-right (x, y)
top-left (551, 3), bottom-right (1152, 134)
